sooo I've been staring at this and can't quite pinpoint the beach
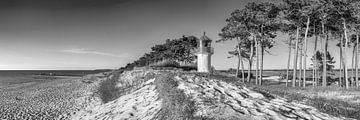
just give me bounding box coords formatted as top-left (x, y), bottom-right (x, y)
top-left (0, 71), bottom-right (105, 120)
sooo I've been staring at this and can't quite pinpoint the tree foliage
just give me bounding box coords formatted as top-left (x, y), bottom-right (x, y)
top-left (121, 36), bottom-right (198, 70)
top-left (311, 51), bottom-right (336, 71)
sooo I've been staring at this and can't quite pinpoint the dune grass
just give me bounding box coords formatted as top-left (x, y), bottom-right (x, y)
top-left (97, 71), bottom-right (123, 103)
top-left (97, 69), bottom-right (202, 119)
top-left (97, 69), bottom-right (159, 103)
top-left (249, 85), bottom-right (360, 119)
top-left (154, 73), bottom-right (199, 120)
top-left (154, 73), bottom-right (217, 119)
top-left (199, 71), bottom-right (360, 119)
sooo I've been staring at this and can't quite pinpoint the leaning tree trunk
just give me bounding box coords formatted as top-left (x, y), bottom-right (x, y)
top-left (293, 27), bottom-right (300, 87)
top-left (343, 20), bottom-right (349, 89)
top-left (322, 22), bottom-right (327, 87)
top-left (286, 36), bottom-right (292, 87)
top-left (303, 17), bottom-right (310, 88)
top-left (236, 56), bottom-right (240, 78)
top-left (256, 39), bottom-right (259, 85)
top-left (241, 58), bottom-right (245, 83)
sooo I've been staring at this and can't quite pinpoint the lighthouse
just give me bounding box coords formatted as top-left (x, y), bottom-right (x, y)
top-left (196, 32), bottom-right (214, 72)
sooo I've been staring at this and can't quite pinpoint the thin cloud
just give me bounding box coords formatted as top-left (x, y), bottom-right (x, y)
top-left (61, 48), bottom-right (126, 58)
top-left (0, 0), bottom-right (134, 10)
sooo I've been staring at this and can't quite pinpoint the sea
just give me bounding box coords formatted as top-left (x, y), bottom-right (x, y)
top-left (0, 70), bottom-right (111, 86)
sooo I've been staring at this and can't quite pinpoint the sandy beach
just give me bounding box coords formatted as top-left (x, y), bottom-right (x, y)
top-left (0, 74), bottom-right (102, 120)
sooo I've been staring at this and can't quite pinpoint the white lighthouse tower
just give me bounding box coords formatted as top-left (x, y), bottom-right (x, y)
top-left (196, 32), bottom-right (213, 72)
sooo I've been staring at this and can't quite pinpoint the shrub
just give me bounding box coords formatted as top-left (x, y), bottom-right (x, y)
top-left (151, 60), bottom-right (180, 68)
top-left (237, 72), bottom-right (254, 79)
top-left (178, 65), bottom-right (197, 71)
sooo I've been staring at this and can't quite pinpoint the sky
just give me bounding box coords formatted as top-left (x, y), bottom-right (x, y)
top-left (0, 0), bottom-right (354, 70)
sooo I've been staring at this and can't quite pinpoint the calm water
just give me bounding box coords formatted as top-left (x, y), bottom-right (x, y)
top-left (0, 70), bottom-right (111, 86)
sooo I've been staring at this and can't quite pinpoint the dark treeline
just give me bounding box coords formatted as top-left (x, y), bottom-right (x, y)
top-left (119, 36), bottom-right (198, 70)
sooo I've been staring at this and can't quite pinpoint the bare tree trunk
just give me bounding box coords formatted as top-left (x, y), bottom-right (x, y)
top-left (241, 58), bottom-right (245, 83)
top-left (248, 39), bottom-right (254, 83)
top-left (248, 61), bottom-right (252, 83)
top-left (256, 39), bottom-right (259, 85)
top-left (340, 37), bottom-right (343, 87)
top-left (314, 34), bottom-right (318, 87)
top-left (322, 22), bottom-right (327, 87)
top-left (340, 63), bottom-right (343, 87)
top-left (318, 27), bottom-right (324, 87)
top-left (312, 68), bottom-right (315, 86)
top-left (286, 36), bottom-right (292, 87)
top-left (325, 34), bottom-right (329, 86)
top-left (260, 42), bottom-right (264, 85)
top-left (236, 44), bottom-right (245, 82)
top-left (259, 25), bottom-right (264, 86)
top-left (313, 22), bottom-right (318, 87)
top-left (236, 57), bottom-right (240, 78)
top-left (313, 68), bottom-right (317, 86)
top-left (236, 54), bottom-right (242, 79)
top-left (303, 17), bottom-right (310, 88)
top-left (315, 68), bottom-right (318, 86)
top-left (293, 27), bottom-right (300, 87)
top-left (352, 45), bottom-right (356, 86)
top-left (343, 20), bottom-right (349, 89)
top-left (356, 33), bottom-right (359, 88)
top-left (299, 46), bottom-right (303, 87)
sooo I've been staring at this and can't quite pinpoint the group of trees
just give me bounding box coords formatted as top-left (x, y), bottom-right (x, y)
top-left (118, 0), bottom-right (360, 89)
top-left (120, 36), bottom-right (198, 70)
top-left (219, 0), bottom-right (360, 89)
top-left (218, 2), bottom-right (280, 85)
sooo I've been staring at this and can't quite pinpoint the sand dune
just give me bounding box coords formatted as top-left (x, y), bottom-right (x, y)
top-left (71, 69), bottom-right (351, 120)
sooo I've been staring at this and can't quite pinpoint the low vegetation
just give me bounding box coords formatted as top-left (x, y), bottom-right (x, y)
top-left (154, 73), bottom-right (200, 120)
top-left (249, 85), bottom-right (360, 119)
top-left (189, 72), bottom-right (360, 119)
top-left (97, 69), bottom-right (159, 103)
top-left (97, 70), bottom-right (123, 103)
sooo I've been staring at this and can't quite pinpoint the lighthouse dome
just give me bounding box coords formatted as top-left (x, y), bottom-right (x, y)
top-left (199, 32), bottom-right (212, 42)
